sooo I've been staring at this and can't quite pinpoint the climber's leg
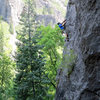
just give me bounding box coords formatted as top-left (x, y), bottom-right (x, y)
top-left (66, 33), bottom-right (69, 41)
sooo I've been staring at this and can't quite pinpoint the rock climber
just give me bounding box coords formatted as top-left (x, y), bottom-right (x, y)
top-left (57, 19), bottom-right (69, 41)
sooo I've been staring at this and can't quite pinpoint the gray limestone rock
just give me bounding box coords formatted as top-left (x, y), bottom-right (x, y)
top-left (55, 0), bottom-right (100, 100)
top-left (0, 0), bottom-right (23, 55)
top-left (0, 0), bottom-right (23, 25)
top-left (0, 0), bottom-right (11, 22)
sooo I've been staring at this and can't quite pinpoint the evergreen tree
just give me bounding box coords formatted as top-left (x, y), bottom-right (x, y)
top-left (14, 0), bottom-right (48, 100)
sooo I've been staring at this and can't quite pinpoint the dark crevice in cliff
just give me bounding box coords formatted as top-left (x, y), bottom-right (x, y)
top-left (56, 88), bottom-right (66, 100)
top-left (79, 89), bottom-right (100, 100)
top-left (88, 0), bottom-right (96, 11)
top-left (85, 53), bottom-right (100, 65)
top-left (79, 53), bottom-right (100, 100)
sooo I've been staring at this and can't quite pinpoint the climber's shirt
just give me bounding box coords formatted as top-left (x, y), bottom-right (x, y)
top-left (58, 24), bottom-right (64, 30)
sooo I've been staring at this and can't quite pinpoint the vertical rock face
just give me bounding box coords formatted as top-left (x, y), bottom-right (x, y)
top-left (0, 0), bottom-right (23, 54)
top-left (8, 0), bottom-right (23, 25)
top-left (0, 0), bottom-right (11, 22)
top-left (55, 0), bottom-right (100, 100)
top-left (0, 0), bottom-right (23, 25)
top-left (8, 0), bottom-right (23, 55)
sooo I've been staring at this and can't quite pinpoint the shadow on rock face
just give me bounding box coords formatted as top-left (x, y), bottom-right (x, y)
top-left (80, 53), bottom-right (100, 100)
top-left (55, 88), bottom-right (66, 100)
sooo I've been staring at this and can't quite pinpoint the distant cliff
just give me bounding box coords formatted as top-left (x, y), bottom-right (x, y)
top-left (55, 0), bottom-right (100, 100)
top-left (0, 0), bottom-right (23, 54)
top-left (0, 0), bottom-right (66, 25)
top-left (0, 0), bottom-right (23, 25)
top-left (34, 0), bottom-right (66, 25)
top-left (0, 0), bottom-right (11, 22)
top-left (0, 0), bottom-right (66, 54)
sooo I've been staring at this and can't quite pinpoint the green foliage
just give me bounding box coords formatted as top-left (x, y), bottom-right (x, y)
top-left (63, 49), bottom-right (76, 66)
top-left (0, 19), bottom-right (12, 54)
top-left (0, 0), bottom-right (68, 99)
top-left (9, 23), bottom-right (14, 34)
top-left (0, 18), bottom-right (15, 100)
top-left (14, 37), bottom-right (48, 100)
top-left (14, 0), bottom-right (49, 100)
top-left (37, 25), bottom-right (64, 51)
top-left (0, 53), bottom-right (15, 100)
top-left (37, 25), bottom-right (64, 99)
top-left (62, 48), bottom-right (77, 76)
top-left (65, 0), bottom-right (69, 6)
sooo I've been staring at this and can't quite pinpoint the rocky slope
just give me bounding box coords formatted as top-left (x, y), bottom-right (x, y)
top-left (55, 0), bottom-right (100, 100)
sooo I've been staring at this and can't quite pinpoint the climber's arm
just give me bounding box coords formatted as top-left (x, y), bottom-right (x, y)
top-left (62, 19), bottom-right (66, 25)
top-left (62, 20), bottom-right (66, 27)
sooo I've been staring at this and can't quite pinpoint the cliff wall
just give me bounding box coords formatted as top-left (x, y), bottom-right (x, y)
top-left (55, 0), bottom-right (100, 100)
top-left (0, 0), bottom-right (11, 22)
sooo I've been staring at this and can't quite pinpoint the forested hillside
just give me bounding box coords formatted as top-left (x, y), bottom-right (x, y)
top-left (0, 0), bottom-right (67, 100)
